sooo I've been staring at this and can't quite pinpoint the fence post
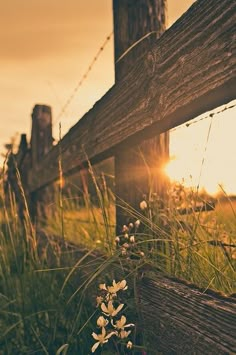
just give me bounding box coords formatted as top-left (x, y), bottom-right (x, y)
top-left (30, 104), bottom-right (54, 222)
top-left (113, 0), bottom-right (169, 233)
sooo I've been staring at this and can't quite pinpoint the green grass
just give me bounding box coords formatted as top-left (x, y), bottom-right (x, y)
top-left (0, 167), bottom-right (145, 354)
top-left (1, 159), bottom-right (236, 354)
top-left (132, 187), bottom-right (236, 295)
top-left (43, 170), bottom-right (236, 295)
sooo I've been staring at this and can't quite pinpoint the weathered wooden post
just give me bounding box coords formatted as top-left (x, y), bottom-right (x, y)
top-left (113, 0), bottom-right (169, 233)
top-left (30, 104), bottom-right (54, 222)
top-left (31, 105), bottom-right (53, 166)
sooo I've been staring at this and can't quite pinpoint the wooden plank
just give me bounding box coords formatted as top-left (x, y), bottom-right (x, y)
top-left (138, 272), bottom-right (236, 354)
top-left (28, 0), bottom-right (236, 192)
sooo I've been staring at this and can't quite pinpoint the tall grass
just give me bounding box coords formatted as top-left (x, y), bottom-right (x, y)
top-left (40, 160), bottom-right (236, 295)
top-left (0, 161), bottom-right (129, 354)
top-left (1, 151), bottom-right (235, 353)
top-left (131, 183), bottom-right (236, 295)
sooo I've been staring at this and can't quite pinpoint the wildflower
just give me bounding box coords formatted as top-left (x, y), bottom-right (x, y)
top-left (122, 225), bottom-right (129, 232)
top-left (101, 301), bottom-right (124, 317)
top-left (97, 316), bottom-right (109, 328)
top-left (135, 219), bottom-right (140, 228)
top-left (121, 248), bottom-right (127, 256)
top-left (129, 236), bottom-right (135, 243)
top-left (96, 296), bottom-right (104, 307)
top-left (140, 200), bottom-right (148, 210)
top-left (91, 327), bottom-right (116, 353)
top-left (99, 283), bottom-right (107, 291)
top-left (112, 315), bottom-right (134, 330)
top-left (127, 341), bottom-right (133, 349)
top-left (129, 222), bottom-right (134, 229)
top-left (107, 279), bottom-right (128, 294)
top-left (123, 242), bottom-right (130, 249)
top-left (139, 251), bottom-right (145, 257)
top-left (124, 233), bottom-right (129, 239)
top-left (119, 329), bottom-right (131, 339)
top-left (115, 236), bottom-right (120, 243)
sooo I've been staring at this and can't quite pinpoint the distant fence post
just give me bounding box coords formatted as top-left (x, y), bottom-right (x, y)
top-left (113, 0), bottom-right (169, 233)
top-left (30, 104), bottom-right (54, 222)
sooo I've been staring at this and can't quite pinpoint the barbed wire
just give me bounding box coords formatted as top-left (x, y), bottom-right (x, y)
top-left (170, 101), bottom-right (236, 133)
top-left (53, 31), bottom-right (113, 128)
top-left (168, 100), bottom-right (236, 193)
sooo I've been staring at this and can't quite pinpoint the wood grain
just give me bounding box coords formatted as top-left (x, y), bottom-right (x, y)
top-left (138, 272), bottom-right (236, 354)
top-left (28, 0), bottom-right (236, 192)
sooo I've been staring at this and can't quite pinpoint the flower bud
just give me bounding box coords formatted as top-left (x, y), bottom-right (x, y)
top-left (127, 341), bottom-right (133, 349)
top-left (115, 236), bottom-right (120, 243)
top-left (140, 200), bottom-right (148, 210)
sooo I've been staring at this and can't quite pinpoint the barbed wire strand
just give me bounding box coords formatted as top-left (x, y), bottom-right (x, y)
top-left (170, 102), bottom-right (236, 133)
top-left (53, 31), bottom-right (113, 128)
top-left (168, 101), bottom-right (236, 195)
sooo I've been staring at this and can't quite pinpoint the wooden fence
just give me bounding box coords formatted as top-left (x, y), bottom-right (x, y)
top-left (6, 0), bottom-right (236, 353)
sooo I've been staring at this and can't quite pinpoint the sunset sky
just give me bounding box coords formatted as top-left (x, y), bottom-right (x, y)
top-left (0, 0), bottom-right (194, 156)
top-left (1, 0), bottom-right (235, 195)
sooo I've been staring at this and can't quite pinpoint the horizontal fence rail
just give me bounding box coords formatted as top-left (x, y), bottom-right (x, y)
top-left (27, 0), bottom-right (236, 192)
top-left (138, 271), bottom-right (236, 354)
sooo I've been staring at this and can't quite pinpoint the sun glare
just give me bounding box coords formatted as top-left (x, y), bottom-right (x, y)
top-left (164, 102), bottom-right (236, 196)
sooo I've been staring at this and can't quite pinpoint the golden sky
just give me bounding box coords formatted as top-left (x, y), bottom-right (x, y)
top-left (0, 0), bottom-right (194, 163)
top-left (2, 0), bottom-right (235, 195)
top-left (164, 103), bottom-right (236, 195)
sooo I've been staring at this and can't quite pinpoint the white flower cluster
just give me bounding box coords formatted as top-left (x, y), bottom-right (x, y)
top-left (92, 279), bottom-right (134, 353)
top-left (115, 221), bottom-right (145, 259)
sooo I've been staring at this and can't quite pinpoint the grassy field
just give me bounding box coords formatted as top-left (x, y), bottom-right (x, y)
top-left (43, 178), bottom-right (236, 296)
top-left (0, 166), bottom-right (236, 353)
top-left (0, 171), bottom-right (144, 354)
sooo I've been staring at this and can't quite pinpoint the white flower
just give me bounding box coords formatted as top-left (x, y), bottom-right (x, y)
top-left (119, 329), bottom-right (131, 339)
top-left (107, 279), bottom-right (128, 294)
top-left (99, 283), bottom-right (107, 291)
top-left (111, 315), bottom-right (134, 330)
top-left (115, 236), bottom-right (120, 243)
top-left (135, 219), bottom-right (140, 228)
top-left (122, 225), bottom-right (129, 232)
top-left (97, 316), bottom-right (109, 328)
top-left (123, 242), bottom-right (129, 249)
top-left (91, 327), bottom-right (116, 353)
top-left (140, 200), bottom-right (148, 210)
top-left (129, 236), bottom-right (135, 243)
top-left (124, 233), bottom-right (129, 239)
top-left (129, 222), bottom-right (134, 229)
top-left (101, 301), bottom-right (124, 317)
top-left (121, 248), bottom-right (127, 256)
top-left (127, 341), bottom-right (133, 349)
